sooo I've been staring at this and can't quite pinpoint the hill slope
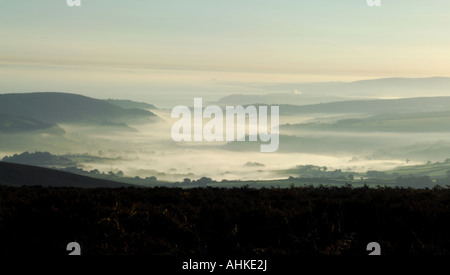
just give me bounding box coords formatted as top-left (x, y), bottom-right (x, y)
top-left (104, 99), bottom-right (157, 110)
top-left (277, 96), bottom-right (450, 115)
top-left (215, 77), bottom-right (450, 106)
top-left (0, 92), bottom-right (156, 124)
top-left (283, 110), bottom-right (450, 132)
top-left (0, 161), bottom-right (132, 188)
top-left (0, 113), bottom-right (65, 134)
top-left (249, 77), bottom-right (450, 98)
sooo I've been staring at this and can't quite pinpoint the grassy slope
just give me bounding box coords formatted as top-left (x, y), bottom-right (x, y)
top-left (0, 161), bottom-right (133, 188)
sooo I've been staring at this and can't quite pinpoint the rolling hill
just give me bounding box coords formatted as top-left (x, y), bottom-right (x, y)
top-left (224, 77), bottom-right (450, 103)
top-left (104, 99), bottom-right (157, 110)
top-left (282, 110), bottom-right (450, 132)
top-left (276, 96), bottom-right (450, 115)
top-left (0, 92), bottom-right (157, 124)
top-left (0, 113), bottom-right (65, 134)
top-left (212, 93), bottom-right (351, 106)
top-left (0, 161), bottom-right (133, 188)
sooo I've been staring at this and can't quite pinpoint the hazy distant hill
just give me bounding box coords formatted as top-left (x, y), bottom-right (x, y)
top-left (0, 161), bottom-right (132, 188)
top-left (336, 77), bottom-right (450, 98)
top-left (0, 92), bottom-right (157, 124)
top-left (104, 99), bottom-right (157, 110)
top-left (213, 77), bottom-right (450, 106)
top-left (2, 151), bottom-right (76, 168)
top-left (0, 113), bottom-right (65, 134)
top-left (213, 93), bottom-right (351, 106)
top-left (276, 96), bottom-right (450, 115)
top-left (283, 110), bottom-right (450, 133)
top-left (236, 77), bottom-right (450, 101)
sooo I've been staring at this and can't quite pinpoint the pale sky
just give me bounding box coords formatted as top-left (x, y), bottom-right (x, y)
top-left (1, 0), bottom-right (450, 106)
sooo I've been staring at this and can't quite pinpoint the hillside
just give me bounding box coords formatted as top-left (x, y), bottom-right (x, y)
top-left (0, 113), bottom-right (65, 134)
top-left (214, 77), bottom-right (450, 106)
top-left (0, 161), bottom-right (132, 188)
top-left (0, 92), bottom-right (157, 124)
top-left (2, 151), bottom-right (76, 167)
top-left (340, 77), bottom-right (450, 97)
top-left (228, 77), bottom-right (450, 102)
top-left (213, 93), bottom-right (351, 106)
top-left (104, 99), bottom-right (157, 110)
top-left (282, 110), bottom-right (450, 132)
top-left (276, 96), bottom-right (450, 115)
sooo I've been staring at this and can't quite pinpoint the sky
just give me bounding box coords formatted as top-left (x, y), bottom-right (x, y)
top-left (1, 0), bottom-right (450, 106)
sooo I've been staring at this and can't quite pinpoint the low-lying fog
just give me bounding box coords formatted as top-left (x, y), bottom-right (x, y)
top-left (4, 106), bottom-right (448, 182)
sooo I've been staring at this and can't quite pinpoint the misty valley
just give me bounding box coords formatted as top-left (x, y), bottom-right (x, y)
top-left (2, 79), bottom-right (450, 257)
top-left (2, 82), bottom-right (450, 189)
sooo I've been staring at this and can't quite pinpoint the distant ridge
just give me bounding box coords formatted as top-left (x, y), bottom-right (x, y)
top-left (213, 93), bottom-right (350, 106)
top-left (0, 161), bottom-right (133, 188)
top-left (104, 99), bottom-right (157, 110)
top-left (277, 96), bottom-right (450, 115)
top-left (0, 92), bottom-right (156, 124)
top-left (215, 77), bottom-right (450, 106)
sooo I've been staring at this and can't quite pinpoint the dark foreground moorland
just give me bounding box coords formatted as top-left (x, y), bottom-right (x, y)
top-left (0, 185), bottom-right (449, 256)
